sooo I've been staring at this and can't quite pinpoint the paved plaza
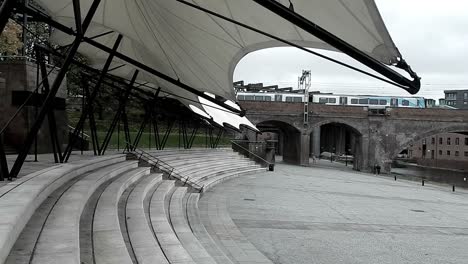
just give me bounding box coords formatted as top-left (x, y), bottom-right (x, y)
top-left (200, 163), bottom-right (468, 264)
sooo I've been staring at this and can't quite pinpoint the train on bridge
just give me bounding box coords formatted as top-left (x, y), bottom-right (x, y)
top-left (236, 92), bottom-right (426, 108)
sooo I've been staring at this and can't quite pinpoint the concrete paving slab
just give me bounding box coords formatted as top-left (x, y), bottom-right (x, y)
top-left (201, 163), bottom-right (468, 264)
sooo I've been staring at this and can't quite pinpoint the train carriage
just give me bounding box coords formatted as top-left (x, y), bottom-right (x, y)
top-left (237, 92), bottom-right (426, 108)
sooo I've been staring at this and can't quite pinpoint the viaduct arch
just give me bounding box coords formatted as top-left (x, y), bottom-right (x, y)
top-left (241, 101), bottom-right (468, 172)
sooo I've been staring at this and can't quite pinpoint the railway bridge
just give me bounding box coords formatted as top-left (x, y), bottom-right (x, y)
top-left (240, 101), bottom-right (468, 172)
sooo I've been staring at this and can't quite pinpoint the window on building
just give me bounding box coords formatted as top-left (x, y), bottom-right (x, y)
top-left (409, 150), bottom-right (413, 158)
top-left (446, 93), bottom-right (457, 100)
top-left (351, 99), bottom-right (358, 104)
top-left (431, 150), bottom-right (435, 159)
top-left (455, 151), bottom-right (460, 157)
top-left (447, 150), bottom-right (451, 156)
top-left (456, 138), bottom-right (460, 145)
top-left (465, 151), bottom-right (468, 157)
top-left (369, 99), bottom-right (379, 105)
top-left (465, 138), bottom-right (468, 145)
top-left (439, 150), bottom-right (443, 156)
top-left (431, 137), bottom-right (435, 144)
top-left (358, 98), bottom-right (369, 104)
top-left (447, 138), bottom-right (451, 145)
top-left (439, 137), bottom-right (443, 145)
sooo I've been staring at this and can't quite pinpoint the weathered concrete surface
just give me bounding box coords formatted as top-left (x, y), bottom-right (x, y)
top-left (241, 101), bottom-right (468, 172)
top-left (0, 59), bottom-right (68, 153)
top-left (202, 163), bottom-right (468, 264)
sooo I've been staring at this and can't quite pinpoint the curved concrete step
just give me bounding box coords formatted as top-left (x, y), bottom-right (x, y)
top-left (150, 183), bottom-right (195, 264)
top-left (0, 155), bottom-right (126, 263)
top-left (30, 161), bottom-right (138, 264)
top-left (6, 171), bottom-right (93, 264)
top-left (174, 160), bottom-right (253, 174)
top-left (170, 188), bottom-right (217, 264)
top-left (200, 193), bottom-right (273, 264)
top-left (198, 168), bottom-right (266, 192)
top-left (189, 164), bottom-right (261, 183)
top-left (93, 167), bottom-right (151, 264)
top-left (155, 153), bottom-right (243, 163)
top-left (162, 156), bottom-right (249, 168)
top-left (126, 174), bottom-right (168, 264)
top-left (149, 148), bottom-right (232, 156)
top-left (186, 194), bottom-right (234, 264)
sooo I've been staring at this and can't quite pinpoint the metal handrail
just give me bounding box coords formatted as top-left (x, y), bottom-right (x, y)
top-left (124, 144), bottom-right (204, 192)
top-left (231, 140), bottom-right (273, 167)
top-left (68, 125), bottom-right (90, 139)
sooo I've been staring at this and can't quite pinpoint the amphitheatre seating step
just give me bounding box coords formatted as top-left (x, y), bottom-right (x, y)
top-left (158, 154), bottom-right (248, 165)
top-left (126, 174), bottom-right (169, 264)
top-left (80, 172), bottom-right (117, 264)
top-left (150, 183), bottom-right (195, 264)
top-left (0, 155), bottom-right (126, 264)
top-left (186, 193), bottom-right (234, 264)
top-left (169, 164), bottom-right (259, 189)
top-left (6, 170), bottom-right (93, 264)
top-left (200, 192), bottom-right (273, 264)
top-left (197, 168), bottom-right (266, 192)
top-left (93, 167), bottom-right (151, 264)
top-left (149, 148), bottom-right (232, 155)
top-left (29, 160), bottom-right (138, 264)
top-left (170, 188), bottom-right (217, 264)
top-left (155, 156), bottom-right (246, 167)
top-left (174, 161), bottom-right (255, 176)
top-left (186, 164), bottom-right (261, 181)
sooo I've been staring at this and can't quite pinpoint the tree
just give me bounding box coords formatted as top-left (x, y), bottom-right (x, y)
top-left (0, 19), bottom-right (22, 56)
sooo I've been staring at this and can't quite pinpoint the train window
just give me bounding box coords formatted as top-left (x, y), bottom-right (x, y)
top-left (358, 99), bottom-right (369, 104)
top-left (319, 98), bottom-right (328, 104)
top-left (351, 99), bottom-right (358, 104)
top-left (293, 97), bottom-right (302, 102)
top-left (286, 97), bottom-right (293, 102)
top-left (329, 98), bottom-right (337, 103)
top-left (238, 95), bottom-right (245, 100)
top-left (265, 96), bottom-right (272, 101)
top-left (402, 100), bottom-right (410, 106)
top-left (275, 95), bottom-right (282, 101)
top-left (379, 100), bottom-right (387, 105)
top-left (254, 96), bottom-right (264, 101)
top-left (244, 95), bottom-right (254, 101)
top-left (369, 99), bottom-right (379, 105)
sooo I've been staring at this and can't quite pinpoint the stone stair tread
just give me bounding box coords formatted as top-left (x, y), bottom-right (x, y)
top-left (126, 174), bottom-right (167, 264)
top-left (93, 167), bottom-right (151, 264)
top-left (30, 161), bottom-right (138, 264)
top-left (186, 193), bottom-right (234, 264)
top-left (0, 155), bottom-right (126, 264)
top-left (170, 188), bottom-right (217, 264)
top-left (200, 193), bottom-right (273, 264)
top-left (150, 182), bottom-right (195, 264)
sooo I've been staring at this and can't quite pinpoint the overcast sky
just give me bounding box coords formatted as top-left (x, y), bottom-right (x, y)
top-left (233, 0), bottom-right (468, 100)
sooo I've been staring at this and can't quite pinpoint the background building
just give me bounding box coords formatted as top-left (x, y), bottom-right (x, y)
top-left (444, 90), bottom-right (468, 109)
top-left (408, 132), bottom-right (468, 170)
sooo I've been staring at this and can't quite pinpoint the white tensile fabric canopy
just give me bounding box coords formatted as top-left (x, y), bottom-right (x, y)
top-left (35, 0), bottom-right (402, 131)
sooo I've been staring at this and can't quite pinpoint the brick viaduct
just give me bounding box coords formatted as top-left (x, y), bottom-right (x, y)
top-left (240, 101), bottom-right (468, 172)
